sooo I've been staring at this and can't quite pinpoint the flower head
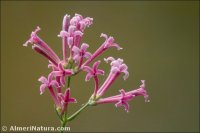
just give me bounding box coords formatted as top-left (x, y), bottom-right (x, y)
top-left (23, 13), bottom-right (149, 124)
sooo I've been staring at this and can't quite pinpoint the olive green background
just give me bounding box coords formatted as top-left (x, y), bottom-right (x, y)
top-left (1, 1), bottom-right (199, 132)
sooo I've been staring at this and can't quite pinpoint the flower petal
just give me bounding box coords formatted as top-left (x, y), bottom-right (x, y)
top-left (84, 52), bottom-right (92, 59)
top-left (120, 64), bottom-right (128, 71)
top-left (73, 54), bottom-right (81, 63)
top-left (81, 43), bottom-right (89, 52)
top-left (47, 73), bottom-right (53, 82)
top-left (74, 30), bottom-right (83, 37)
top-left (82, 66), bottom-right (93, 73)
top-left (64, 69), bottom-right (74, 75)
top-left (72, 46), bottom-right (80, 54)
top-left (115, 100), bottom-right (129, 112)
top-left (58, 63), bottom-right (65, 71)
top-left (100, 33), bottom-right (108, 40)
top-left (111, 67), bottom-right (120, 74)
top-left (140, 80), bottom-right (145, 88)
top-left (50, 80), bottom-right (60, 88)
top-left (23, 26), bottom-right (41, 46)
top-left (38, 76), bottom-right (48, 84)
top-left (122, 70), bottom-right (129, 80)
top-left (93, 60), bottom-right (101, 72)
top-left (119, 89), bottom-right (126, 97)
top-left (68, 25), bottom-right (76, 35)
top-left (51, 71), bottom-right (63, 77)
top-left (104, 57), bottom-right (115, 63)
top-left (60, 76), bottom-right (66, 86)
top-left (57, 30), bottom-right (68, 38)
top-left (68, 98), bottom-right (77, 103)
top-left (85, 73), bottom-right (93, 81)
top-left (67, 37), bottom-right (73, 47)
top-left (111, 43), bottom-right (123, 50)
top-left (96, 69), bottom-right (105, 75)
top-left (40, 84), bottom-right (47, 95)
top-left (107, 36), bottom-right (114, 43)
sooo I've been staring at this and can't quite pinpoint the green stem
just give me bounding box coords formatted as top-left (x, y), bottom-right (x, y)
top-left (60, 113), bottom-right (67, 133)
top-left (67, 60), bottom-right (73, 88)
top-left (60, 59), bottom-right (73, 133)
top-left (60, 120), bottom-right (67, 133)
top-left (67, 102), bottom-right (89, 121)
top-left (67, 77), bottom-right (71, 88)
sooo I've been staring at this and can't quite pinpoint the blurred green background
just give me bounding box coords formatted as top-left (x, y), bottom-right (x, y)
top-left (1, 1), bottom-right (199, 132)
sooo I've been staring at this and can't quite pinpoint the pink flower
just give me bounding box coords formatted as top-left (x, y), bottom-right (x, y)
top-left (58, 88), bottom-right (77, 114)
top-left (32, 45), bottom-right (58, 66)
top-left (58, 13), bottom-right (93, 58)
top-left (38, 73), bottom-right (59, 95)
top-left (127, 80), bottom-right (150, 103)
top-left (60, 14), bottom-right (70, 63)
top-left (70, 13), bottom-right (93, 32)
top-left (38, 73), bottom-right (60, 106)
top-left (82, 34), bottom-right (122, 67)
top-left (51, 62), bottom-right (74, 86)
top-left (96, 80), bottom-right (149, 112)
top-left (82, 60), bottom-right (104, 81)
top-left (62, 14), bottom-right (70, 31)
top-left (58, 25), bottom-right (83, 48)
top-left (100, 33), bottom-right (122, 50)
top-left (104, 57), bottom-right (129, 80)
top-left (23, 26), bottom-right (60, 65)
top-left (82, 61), bottom-right (104, 99)
top-left (97, 57), bottom-right (129, 97)
top-left (72, 43), bottom-right (92, 68)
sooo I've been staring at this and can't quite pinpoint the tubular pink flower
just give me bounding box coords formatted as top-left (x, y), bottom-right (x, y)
top-left (51, 62), bottom-right (74, 86)
top-left (23, 26), bottom-right (60, 64)
top-left (32, 45), bottom-right (58, 66)
top-left (97, 57), bottom-right (129, 97)
top-left (72, 43), bottom-right (92, 68)
top-left (82, 34), bottom-right (122, 67)
top-left (62, 14), bottom-right (70, 31)
top-left (127, 80), bottom-right (150, 102)
top-left (61, 14), bottom-right (70, 62)
top-left (96, 80), bottom-right (149, 112)
top-left (38, 73), bottom-right (60, 106)
top-left (58, 88), bottom-right (77, 115)
top-left (96, 89), bottom-right (134, 112)
top-left (82, 61), bottom-right (104, 98)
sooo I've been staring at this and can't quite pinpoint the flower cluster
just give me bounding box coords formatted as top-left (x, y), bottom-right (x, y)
top-left (23, 13), bottom-right (149, 127)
